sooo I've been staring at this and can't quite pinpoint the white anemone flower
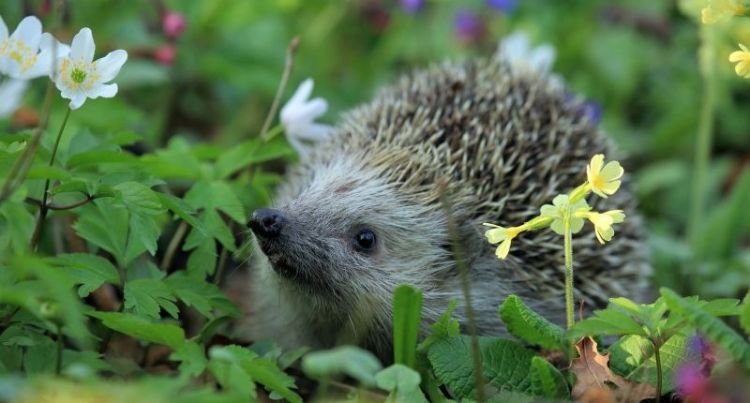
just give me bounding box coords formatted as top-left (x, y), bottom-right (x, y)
top-left (0, 78), bottom-right (28, 118)
top-left (280, 78), bottom-right (334, 159)
top-left (498, 31), bottom-right (556, 75)
top-left (0, 15), bottom-right (68, 79)
top-left (52, 27), bottom-right (127, 110)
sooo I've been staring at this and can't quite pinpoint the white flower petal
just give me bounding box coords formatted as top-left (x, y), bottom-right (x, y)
top-left (0, 79), bottom-right (28, 118)
top-left (287, 78), bottom-right (314, 108)
top-left (87, 83), bottom-right (118, 99)
top-left (10, 16), bottom-right (42, 47)
top-left (70, 27), bottom-right (95, 63)
top-left (286, 135), bottom-right (309, 159)
top-left (294, 123), bottom-right (334, 141)
top-left (68, 93), bottom-right (87, 110)
top-left (39, 32), bottom-right (71, 58)
top-left (529, 45), bottom-right (555, 73)
top-left (499, 31), bottom-right (530, 62)
top-left (94, 49), bottom-right (127, 82)
top-left (288, 98), bottom-right (327, 124)
top-left (21, 51), bottom-right (52, 79)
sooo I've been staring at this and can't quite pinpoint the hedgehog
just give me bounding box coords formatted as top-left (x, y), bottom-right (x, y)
top-left (242, 50), bottom-right (650, 362)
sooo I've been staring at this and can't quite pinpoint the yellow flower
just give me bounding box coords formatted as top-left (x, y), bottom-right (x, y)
top-left (483, 223), bottom-right (524, 259)
top-left (577, 210), bottom-right (626, 244)
top-left (586, 154), bottom-right (624, 198)
top-left (729, 44), bottom-right (750, 78)
top-left (701, 0), bottom-right (746, 24)
top-left (539, 194), bottom-right (589, 235)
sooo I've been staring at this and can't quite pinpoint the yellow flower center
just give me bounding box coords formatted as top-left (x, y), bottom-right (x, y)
top-left (2, 39), bottom-right (38, 72)
top-left (590, 174), bottom-right (604, 190)
top-left (60, 58), bottom-right (99, 90)
top-left (71, 68), bottom-right (87, 84)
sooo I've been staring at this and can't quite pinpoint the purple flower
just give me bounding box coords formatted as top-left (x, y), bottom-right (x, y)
top-left (486, 0), bottom-right (518, 13)
top-left (688, 334), bottom-right (717, 374)
top-left (582, 101), bottom-right (602, 124)
top-left (676, 363), bottom-right (709, 400)
top-left (400, 0), bottom-right (424, 14)
top-left (454, 10), bottom-right (483, 43)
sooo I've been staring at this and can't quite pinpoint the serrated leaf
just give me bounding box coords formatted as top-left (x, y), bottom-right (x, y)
top-left (393, 284), bottom-right (422, 369)
top-left (114, 182), bottom-right (163, 215)
top-left (529, 356), bottom-right (569, 399)
top-left (0, 200), bottom-right (35, 255)
top-left (186, 237), bottom-right (217, 278)
top-left (185, 181), bottom-right (245, 224)
top-left (499, 295), bottom-right (566, 350)
top-left (207, 346), bottom-right (257, 399)
top-left (608, 332), bottom-right (687, 392)
top-left (170, 341), bottom-right (207, 378)
top-left (156, 192), bottom-right (202, 230)
top-left (204, 209), bottom-right (236, 252)
top-left (89, 311), bottom-right (185, 349)
top-left (214, 137), bottom-right (293, 179)
top-left (660, 288), bottom-right (750, 370)
top-left (302, 346), bottom-right (383, 387)
top-left (73, 200), bottom-right (128, 266)
top-left (124, 279), bottom-right (179, 319)
top-left (570, 307), bottom-right (647, 338)
top-left (375, 364), bottom-right (428, 403)
top-left (165, 273), bottom-right (240, 318)
top-left (419, 299), bottom-right (459, 350)
top-left (427, 335), bottom-right (536, 398)
top-left (46, 253), bottom-right (120, 297)
top-left (124, 211), bottom-right (161, 262)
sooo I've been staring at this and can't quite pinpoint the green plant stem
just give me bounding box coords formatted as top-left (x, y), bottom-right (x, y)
top-left (440, 186), bottom-right (485, 403)
top-left (653, 339), bottom-right (662, 403)
top-left (30, 108), bottom-right (72, 251)
top-left (564, 216), bottom-right (574, 329)
top-left (160, 221), bottom-right (188, 271)
top-left (55, 324), bottom-right (63, 375)
top-left (688, 25), bottom-right (716, 243)
top-left (0, 80), bottom-right (55, 205)
top-left (260, 36), bottom-right (299, 138)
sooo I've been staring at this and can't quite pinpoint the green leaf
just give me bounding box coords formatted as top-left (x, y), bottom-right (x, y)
top-left (302, 346), bottom-right (383, 387)
top-left (0, 200), bottom-right (35, 255)
top-left (89, 311), bottom-right (185, 349)
top-left (214, 137), bottom-right (293, 179)
top-left (114, 182), bottom-right (163, 215)
top-left (419, 299), bottom-right (459, 350)
top-left (26, 165), bottom-right (71, 181)
top-left (171, 341), bottom-right (207, 378)
top-left (165, 273), bottom-right (240, 318)
top-left (375, 364), bottom-right (428, 403)
top-left (499, 295), bottom-right (566, 350)
top-left (570, 307), bottom-right (647, 338)
top-left (660, 288), bottom-right (750, 370)
top-left (427, 335), bottom-right (536, 398)
top-left (393, 284), bottom-right (423, 369)
top-left (46, 253), bottom-right (120, 297)
top-left (693, 168), bottom-right (750, 261)
top-left (186, 238), bottom-right (217, 278)
top-left (185, 181), bottom-right (245, 224)
top-left (73, 200), bottom-right (128, 266)
top-left (66, 150), bottom-right (137, 168)
top-left (207, 346), bottom-right (257, 399)
top-left (529, 356), bottom-right (569, 399)
top-left (124, 211), bottom-right (161, 262)
top-left (156, 192), bottom-right (202, 230)
top-left (124, 279), bottom-right (179, 319)
top-left (741, 295), bottom-right (750, 337)
top-left (608, 332), bottom-right (687, 392)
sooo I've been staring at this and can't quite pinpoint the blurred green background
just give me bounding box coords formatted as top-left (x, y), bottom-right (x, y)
top-left (1, 0), bottom-right (749, 299)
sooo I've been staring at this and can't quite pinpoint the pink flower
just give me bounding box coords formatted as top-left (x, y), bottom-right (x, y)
top-left (154, 45), bottom-right (176, 65)
top-left (162, 11), bottom-right (186, 39)
top-left (676, 364), bottom-right (710, 400)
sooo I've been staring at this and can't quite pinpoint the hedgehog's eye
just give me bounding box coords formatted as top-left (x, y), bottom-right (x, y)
top-left (354, 229), bottom-right (376, 252)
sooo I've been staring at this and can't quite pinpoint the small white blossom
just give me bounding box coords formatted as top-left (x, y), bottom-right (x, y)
top-left (0, 15), bottom-right (68, 79)
top-left (280, 78), bottom-right (334, 159)
top-left (0, 78), bottom-right (28, 118)
top-left (52, 27), bottom-right (127, 110)
top-left (498, 31), bottom-right (556, 75)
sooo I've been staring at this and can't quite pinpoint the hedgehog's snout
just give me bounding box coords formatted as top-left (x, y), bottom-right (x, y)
top-left (249, 208), bottom-right (285, 238)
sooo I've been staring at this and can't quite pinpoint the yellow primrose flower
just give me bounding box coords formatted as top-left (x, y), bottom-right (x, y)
top-left (539, 194), bottom-right (589, 235)
top-left (729, 44), bottom-right (750, 78)
top-left (586, 154), bottom-right (624, 198)
top-left (701, 0), bottom-right (746, 24)
top-left (577, 210), bottom-right (626, 244)
top-left (483, 223), bottom-right (524, 259)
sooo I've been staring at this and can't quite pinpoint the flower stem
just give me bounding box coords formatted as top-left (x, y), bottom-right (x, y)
top-left (160, 221), bottom-right (188, 271)
top-left (688, 25), bottom-right (716, 244)
top-left (0, 80), bottom-right (55, 205)
top-left (653, 339), bottom-right (663, 403)
top-left (564, 216), bottom-right (575, 329)
top-left (260, 36), bottom-right (299, 138)
top-left (30, 108), bottom-right (72, 251)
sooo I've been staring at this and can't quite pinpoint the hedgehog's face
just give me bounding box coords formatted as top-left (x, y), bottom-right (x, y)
top-left (248, 156), bottom-right (451, 299)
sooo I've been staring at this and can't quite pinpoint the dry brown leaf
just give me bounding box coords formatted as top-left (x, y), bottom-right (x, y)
top-left (570, 336), bottom-right (657, 403)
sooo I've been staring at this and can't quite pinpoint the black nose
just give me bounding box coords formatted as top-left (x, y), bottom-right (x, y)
top-left (249, 208), bottom-right (285, 238)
